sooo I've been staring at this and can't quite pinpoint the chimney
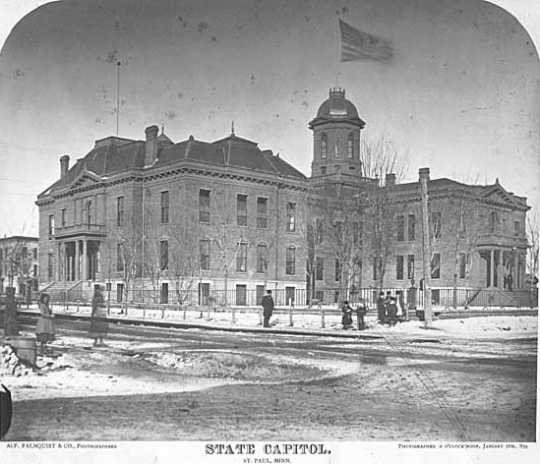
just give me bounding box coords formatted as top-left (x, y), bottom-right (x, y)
top-left (419, 167), bottom-right (430, 182)
top-left (60, 155), bottom-right (70, 178)
top-left (144, 125), bottom-right (159, 166)
top-left (385, 173), bottom-right (396, 186)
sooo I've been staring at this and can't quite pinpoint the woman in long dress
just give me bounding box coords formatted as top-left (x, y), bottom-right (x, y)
top-left (36, 293), bottom-right (55, 355)
top-left (89, 285), bottom-right (108, 346)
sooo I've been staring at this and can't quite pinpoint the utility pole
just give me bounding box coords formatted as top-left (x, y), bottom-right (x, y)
top-left (419, 167), bottom-right (433, 328)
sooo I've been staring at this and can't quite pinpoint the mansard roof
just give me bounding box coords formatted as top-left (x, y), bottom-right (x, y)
top-left (386, 177), bottom-right (529, 210)
top-left (38, 132), bottom-right (306, 198)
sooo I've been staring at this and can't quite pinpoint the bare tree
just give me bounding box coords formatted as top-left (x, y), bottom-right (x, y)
top-left (527, 211), bottom-right (539, 290)
top-left (170, 227), bottom-right (199, 306)
top-left (360, 134), bottom-right (410, 181)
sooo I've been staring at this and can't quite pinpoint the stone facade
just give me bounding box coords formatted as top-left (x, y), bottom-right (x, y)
top-left (36, 129), bottom-right (307, 304)
top-left (36, 87), bottom-right (530, 305)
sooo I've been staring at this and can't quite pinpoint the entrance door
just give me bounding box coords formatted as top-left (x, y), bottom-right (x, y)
top-left (161, 283), bottom-right (169, 304)
top-left (198, 283), bottom-right (210, 305)
top-left (236, 285), bottom-right (247, 306)
top-left (285, 286), bottom-right (295, 306)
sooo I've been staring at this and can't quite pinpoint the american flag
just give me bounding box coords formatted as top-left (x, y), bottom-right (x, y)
top-left (339, 19), bottom-right (393, 63)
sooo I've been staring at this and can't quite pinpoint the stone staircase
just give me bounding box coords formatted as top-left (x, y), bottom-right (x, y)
top-left (39, 281), bottom-right (83, 302)
top-left (467, 288), bottom-right (537, 308)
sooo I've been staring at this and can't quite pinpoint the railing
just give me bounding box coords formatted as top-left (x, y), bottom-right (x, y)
top-left (70, 286), bottom-right (537, 309)
top-left (54, 223), bottom-right (106, 238)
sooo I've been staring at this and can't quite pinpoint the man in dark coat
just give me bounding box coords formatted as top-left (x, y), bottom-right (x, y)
top-left (376, 291), bottom-right (386, 324)
top-left (261, 290), bottom-right (274, 328)
top-left (356, 298), bottom-right (368, 330)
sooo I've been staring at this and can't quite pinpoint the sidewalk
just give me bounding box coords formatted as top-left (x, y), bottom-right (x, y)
top-left (17, 303), bottom-right (538, 341)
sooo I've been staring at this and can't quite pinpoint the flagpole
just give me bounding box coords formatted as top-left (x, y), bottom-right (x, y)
top-left (116, 61), bottom-right (121, 136)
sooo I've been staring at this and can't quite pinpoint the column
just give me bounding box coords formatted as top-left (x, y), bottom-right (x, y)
top-left (75, 240), bottom-right (80, 280)
top-left (82, 239), bottom-right (88, 281)
top-left (489, 249), bottom-right (494, 288)
top-left (57, 242), bottom-right (61, 281)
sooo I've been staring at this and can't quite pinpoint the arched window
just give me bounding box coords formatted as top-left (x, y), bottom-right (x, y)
top-left (347, 132), bottom-right (354, 159)
top-left (320, 133), bottom-right (327, 159)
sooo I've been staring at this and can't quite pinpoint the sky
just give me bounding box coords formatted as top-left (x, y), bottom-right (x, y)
top-left (0, 0), bottom-right (538, 237)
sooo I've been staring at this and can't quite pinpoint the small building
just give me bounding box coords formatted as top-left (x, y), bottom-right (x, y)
top-left (0, 235), bottom-right (39, 297)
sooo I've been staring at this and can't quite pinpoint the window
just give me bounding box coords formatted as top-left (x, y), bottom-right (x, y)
top-left (347, 132), bottom-right (354, 159)
top-left (320, 133), bottom-right (327, 159)
top-left (236, 242), bottom-right (248, 272)
top-left (199, 189), bottom-right (210, 223)
top-left (117, 283), bottom-right (124, 303)
top-left (372, 257), bottom-right (380, 281)
top-left (160, 191), bottom-right (169, 224)
top-left (32, 248), bottom-right (37, 260)
top-left (335, 259), bottom-right (341, 282)
top-left (257, 197), bottom-right (268, 228)
top-left (315, 257), bottom-right (324, 280)
top-left (431, 253), bottom-right (441, 279)
top-left (116, 243), bottom-right (124, 272)
top-left (353, 221), bottom-right (360, 245)
top-left (21, 247), bottom-right (28, 259)
top-left (236, 284), bottom-right (247, 306)
top-left (432, 212), bottom-right (441, 239)
top-left (256, 244), bottom-right (267, 273)
top-left (237, 194), bottom-right (248, 226)
top-left (407, 255), bottom-right (415, 280)
top-left (396, 255), bottom-right (404, 280)
top-left (61, 208), bottom-right (66, 227)
top-left (256, 285), bottom-right (265, 305)
top-left (160, 240), bottom-right (168, 271)
top-left (320, 166), bottom-right (327, 175)
top-left (514, 220), bottom-right (520, 236)
top-left (47, 253), bottom-right (54, 280)
top-left (396, 215), bottom-right (405, 241)
top-left (117, 196), bottom-right (124, 226)
top-left (48, 215), bottom-right (55, 236)
top-left (33, 264), bottom-right (38, 278)
top-left (199, 282), bottom-right (210, 305)
top-left (459, 253), bottom-right (467, 279)
top-left (285, 247), bottom-right (296, 275)
top-left (160, 283), bottom-right (169, 304)
top-left (408, 214), bottom-right (415, 241)
top-left (286, 202), bottom-right (296, 232)
top-left (488, 211), bottom-right (498, 233)
top-left (86, 200), bottom-right (92, 225)
top-left (459, 210), bottom-right (466, 236)
top-left (199, 240), bottom-right (210, 270)
top-left (315, 218), bottom-right (324, 244)
top-left (285, 287), bottom-right (295, 306)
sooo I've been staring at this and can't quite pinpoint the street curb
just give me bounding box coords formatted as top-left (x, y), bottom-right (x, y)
top-left (16, 310), bottom-right (385, 340)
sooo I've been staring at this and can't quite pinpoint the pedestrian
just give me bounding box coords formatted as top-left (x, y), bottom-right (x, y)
top-left (36, 293), bottom-right (55, 355)
top-left (387, 297), bottom-right (398, 326)
top-left (356, 298), bottom-right (367, 330)
top-left (384, 291), bottom-right (392, 324)
top-left (261, 290), bottom-right (274, 328)
top-left (89, 285), bottom-right (108, 346)
top-left (3, 287), bottom-right (19, 337)
top-left (376, 291), bottom-right (386, 324)
top-left (341, 300), bottom-right (353, 329)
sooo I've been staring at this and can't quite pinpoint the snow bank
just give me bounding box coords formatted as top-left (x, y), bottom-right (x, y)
top-left (0, 344), bottom-right (33, 377)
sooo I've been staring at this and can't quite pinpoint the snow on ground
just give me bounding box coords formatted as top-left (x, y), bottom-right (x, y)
top-left (22, 302), bottom-right (539, 339)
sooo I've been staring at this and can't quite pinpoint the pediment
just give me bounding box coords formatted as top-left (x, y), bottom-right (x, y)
top-left (65, 170), bottom-right (103, 191)
top-left (482, 185), bottom-right (517, 208)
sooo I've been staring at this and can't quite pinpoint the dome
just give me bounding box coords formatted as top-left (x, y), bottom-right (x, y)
top-left (309, 88), bottom-right (365, 129)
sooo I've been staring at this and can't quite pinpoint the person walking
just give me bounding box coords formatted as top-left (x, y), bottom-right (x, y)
top-left (387, 296), bottom-right (398, 326)
top-left (341, 300), bottom-right (353, 329)
top-left (261, 290), bottom-right (274, 328)
top-left (376, 291), bottom-right (386, 324)
top-left (36, 293), bottom-right (55, 355)
top-left (356, 298), bottom-right (368, 330)
top-left (3, 287), bottom-right (19, 337)
top-left (89, 285), bottom-right (108, 346)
